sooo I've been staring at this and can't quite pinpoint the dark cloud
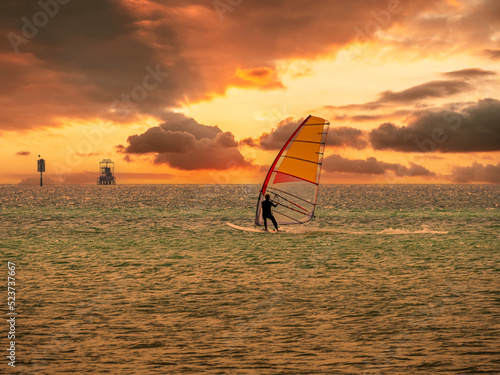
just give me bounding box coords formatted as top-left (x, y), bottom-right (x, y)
top-left (153, 132), bottom-right (249, 170)
top-left (328, 127), bottom-right (369, 149)
top-left (442, 68), bottom-right (497, 79)
top-left (244, 117), bottom-right (302, 150)
top-left (450, 162), bottom-right (500, 184)
top-left (462, 0), bottom-right (500, 45)
top-left (241, 117), bottom-right (369, 150)
top-left (332, 114), bottom-right (380, 122)
top-left (158, 112), bottom-right (221, 140)
top-left (0, 0), bottom-right (200, 130)
top-left (0, 0), bottom-right (167, 130)
top-left (380, 0), bottom-right (500, 60)
top-left (0, 0), bottom-right (439, 132)
top-left (323, 77), bottom-right (478, 118)
top-left (248, 98), bottom-right (500, 159)
top-left (124, 128), bottom-right (194, 154)
top-left (0, 0), bottom-right (497, 151)
top-left (331, 109), bottom-right (413, 123)
top-left (15, 151), bottom-right (30, 156)
top-left (369, 99), bottom-right (500, 153)
top-left (483, 49), bottom-right (500, 60)
top-left (323, 102), bottom-right (382, 112)
top-left (378, 80), bottom-right (472, 103)
top-left (323, 154), bottom-right (434, 177)
top-left (122, 112), bottom-right (223, 154)
top-left (118, 113), bottom-right (250, 170)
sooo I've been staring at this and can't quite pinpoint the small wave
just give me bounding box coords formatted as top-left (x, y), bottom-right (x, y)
top-left (229, 224), bottom-right (448, 235)
top-left (283, 227), bottom-right (366, 235)
top-left (377, 227), bottom-right (448, 235)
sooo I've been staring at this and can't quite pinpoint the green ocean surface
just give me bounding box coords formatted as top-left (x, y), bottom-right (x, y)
top-left (1, 184), bottom-right (499, 374)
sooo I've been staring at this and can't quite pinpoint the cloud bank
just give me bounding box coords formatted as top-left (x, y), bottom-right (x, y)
top-left (244, 98), bottom-right (500, 156)
top-left (323, 154), bottom-right (434, 177)
top-left (0, 0), bottom-right (452, 132)
top-left (369, 99), bottom-right (500, 153)
top-left (118, 113), bottom-right (250, 170)
top-left (241, 117), bottom-right (368, 150)
top-left (450, 162), bottom-right (500, 184)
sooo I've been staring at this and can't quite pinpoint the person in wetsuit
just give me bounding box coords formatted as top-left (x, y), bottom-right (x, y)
top-left (262, 194), bottom-right (279, 231)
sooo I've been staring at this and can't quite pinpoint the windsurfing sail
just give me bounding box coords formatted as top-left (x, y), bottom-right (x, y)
top-left (255, 115), bottom-right (330, 226)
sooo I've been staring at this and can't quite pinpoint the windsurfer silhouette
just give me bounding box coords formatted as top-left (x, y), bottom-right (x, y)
top-left (262, 194), bottom-right (279, 231)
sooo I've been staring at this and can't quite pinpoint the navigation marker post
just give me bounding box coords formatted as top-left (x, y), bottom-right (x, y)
top-left (37, 155), bottom-right (45, 187)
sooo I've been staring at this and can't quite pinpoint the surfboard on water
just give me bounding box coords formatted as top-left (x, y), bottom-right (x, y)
top-left (226, 222), bottom-right (283, 233)
top-left (227, 115), bottom-right (330, 232)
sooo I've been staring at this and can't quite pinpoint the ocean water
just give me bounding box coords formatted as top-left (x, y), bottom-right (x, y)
top-left (1, 184), bottom-right (499, 374)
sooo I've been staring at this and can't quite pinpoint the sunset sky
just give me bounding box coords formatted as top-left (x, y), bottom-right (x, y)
top-left (1, 0), bottom-right (499, 184)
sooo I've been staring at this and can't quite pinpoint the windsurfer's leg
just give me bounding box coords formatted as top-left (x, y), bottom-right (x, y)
top-left (270, 215), bottom-right (278, 231)
top-left (263, 217), bottom-right (268, 230)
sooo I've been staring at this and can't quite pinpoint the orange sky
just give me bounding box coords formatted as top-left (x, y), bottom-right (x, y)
top-left (1, 0), bottom-right (499, 184)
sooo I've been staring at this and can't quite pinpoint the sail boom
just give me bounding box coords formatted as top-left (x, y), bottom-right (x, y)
top-left (269, 192), bottom-right (309, 213)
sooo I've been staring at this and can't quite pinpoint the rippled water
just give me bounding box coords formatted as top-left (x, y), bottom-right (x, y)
top-left (1, 184), bottom-right (499, 374)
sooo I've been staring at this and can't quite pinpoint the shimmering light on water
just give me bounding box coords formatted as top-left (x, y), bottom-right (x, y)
top-left (1, 184), bottom-right (498, 374)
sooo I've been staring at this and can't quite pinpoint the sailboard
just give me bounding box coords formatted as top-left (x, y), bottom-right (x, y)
top-left (226, 222), bottom-right (282, 233)
top-left (255, 115), bottom-right (330, 227)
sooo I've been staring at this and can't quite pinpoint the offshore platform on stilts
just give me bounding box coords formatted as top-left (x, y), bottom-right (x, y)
top-left (97, 159), bottom-right (116, 185)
